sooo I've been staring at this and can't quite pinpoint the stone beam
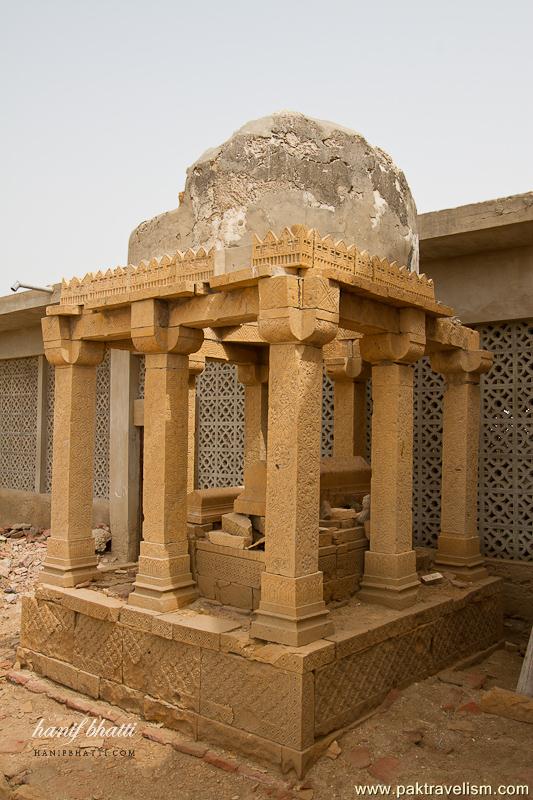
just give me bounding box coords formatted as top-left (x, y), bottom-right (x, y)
top-left (338, 294), bottom-right (400, 335)
top-left (168, 287), bottom-right (259, 329)
top-left (425, 317), bottom-right (480, 353)
top-left (70, 308), bottom-right (132, 343)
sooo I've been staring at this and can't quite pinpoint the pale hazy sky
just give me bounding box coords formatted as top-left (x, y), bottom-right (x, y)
top-left (1, 0), bottom-right (532, 295)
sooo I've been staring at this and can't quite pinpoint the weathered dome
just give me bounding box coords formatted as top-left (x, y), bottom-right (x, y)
top-left (128, 111), bottom-right (419, 271)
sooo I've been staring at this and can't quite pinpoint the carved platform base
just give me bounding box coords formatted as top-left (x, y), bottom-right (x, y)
top-left (19, 578), bottom-right (503, 778)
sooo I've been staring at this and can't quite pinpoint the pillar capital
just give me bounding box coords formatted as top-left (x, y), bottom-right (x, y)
top-left (42, 316), bottom-right (105, 367)
top-left (188, 354), bottom-right (206, 378)
top-left (131, 298), bottom-right (204, 355)
top-left (430, 349), bottom-right (492, 381)
top-left (258, 274), bottom-right (339, 347)
top-left (360, 308), bottom-right (425, 365)
top-left (324, 337), bottom-right (366, 382)
top-left (237, 363), bottom-right (269, 386)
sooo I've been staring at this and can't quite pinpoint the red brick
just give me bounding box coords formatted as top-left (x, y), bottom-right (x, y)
top-left (25, 679), bottom-right (47, 694)
top-left (344, 746), bottom-right (373, 769)
top-left (204, 750), bottom-right (239, 772)
top-left (142, 727), bottom-right (175, 746)
top-left (0, 738), bottom-right (27, 754)
top-left (458, 701), bottom-right (482, 715)
top-left (463, 672), bottom-right (487, 690)
top-left (440, 687), bottom-right (465, 711)
top-left (380, 689), bottom-right (402, 711)
top-left (368, 756), bottom-right (402, 784)
top-left (7, 671), bottom-right (30, 686)
top-left (172, 740), bottom-right (208, 759)
top-left (237, 765), bottom-right (288, 790)
top-left (65, 697), bottom-right (93, 714)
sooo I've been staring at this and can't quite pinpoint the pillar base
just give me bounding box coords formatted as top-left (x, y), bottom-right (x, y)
top-left (39, 562), bottom-right (99, 589)
top-left (435, 534), bottom-right (488, 582)
top-left (251, 607), bottom-right (333, 647)
top-left (358, 577), bottom-right (420, 610)
top-left (358, 550), bottom-right (420, 610)
top-left (128, 579), bottom-right (199, 613)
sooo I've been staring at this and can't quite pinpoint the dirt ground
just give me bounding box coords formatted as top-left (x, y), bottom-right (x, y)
top-left (1, 583), bottom-right (532, 799)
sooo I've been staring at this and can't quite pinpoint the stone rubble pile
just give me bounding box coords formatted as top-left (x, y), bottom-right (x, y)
top-left (0, 525), bottom-right (48, 607)
top-left (0, 522), bottom-right (112, 608)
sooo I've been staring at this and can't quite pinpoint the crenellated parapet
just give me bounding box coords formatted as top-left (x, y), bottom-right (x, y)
top-left (252, 225), bottom-right (435, 304)
top-left (60, 247), bottom-right (215, 308)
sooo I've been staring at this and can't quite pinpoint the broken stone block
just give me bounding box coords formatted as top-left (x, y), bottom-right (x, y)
top-left (480, 686), bottom-right (533, 724)
top-left (330, 508), bottom-right (356, 521)
top-left (221, 512), bottom-right (253, 540)
top-left (325, 740), bottom-right (341, 759)
top-left (320, 500), bottom-right (332, 520)
top-left (208, 530), bottom-right (251, 549)
top-left (92, 527), bottom-right (111, 553)
top-left (421, 572), bottom-right (444, 585)
top-left (250, 515), bottom-right (265, 535)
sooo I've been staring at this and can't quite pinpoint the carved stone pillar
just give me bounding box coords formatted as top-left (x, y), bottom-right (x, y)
top-left (239, 363), bottom-right (268, 469)
top-left (250, 274), bottom-right (339, 646)
top-left (233, 362), bottom-right (269, 517)
top-left (325, 337), bottom-right (368, 458)
top-left (40, 316), bottom-right (105, 587)
top-left (128, 299), bottom-right (204, 612)
top-left (430, 348), bottom-right (492, 580)
top-left (187, 355), bottom-right (205, 494)
top-left (358, 309), bottom-right (425, 609)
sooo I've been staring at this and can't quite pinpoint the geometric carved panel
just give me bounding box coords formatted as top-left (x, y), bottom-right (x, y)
top-left (0, 356), bottom-right (39, 492)
top-left (45, 349), bottom-right (111, 498)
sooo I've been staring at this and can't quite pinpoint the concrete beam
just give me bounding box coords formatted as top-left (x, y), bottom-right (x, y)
top-left (419, 192), bottom-right (533, 260)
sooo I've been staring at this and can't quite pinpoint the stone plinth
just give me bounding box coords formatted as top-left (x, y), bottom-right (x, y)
top-left (20, 578), bottom-right (503, 777)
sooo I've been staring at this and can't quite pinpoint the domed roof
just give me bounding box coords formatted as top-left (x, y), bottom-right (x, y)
top-left (129, 111), bottom-right (418, 271)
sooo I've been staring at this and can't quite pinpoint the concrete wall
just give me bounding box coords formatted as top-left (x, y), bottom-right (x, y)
top-left (419, 192), bottom-right (533, 324)
top-left (421, 245), bottom-right (533, 324)
top-left (0, 487), bottom-right (109, 529)
top-left (0, 325), bottom-right (43, 360)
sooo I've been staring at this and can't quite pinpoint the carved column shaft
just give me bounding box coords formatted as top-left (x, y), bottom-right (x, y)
top-left (128, 299), bottom-right (204, 612)
top-left (187, 356), bottom-right (205, 495)
top-left (325, 338), bottom-right (367, 459)
top-left (431, 349), bottom-right (492, 580)
top-left (250, 274), bottom-right (338, 646)
top-left (358, 309), bottom-right (425, 609)
top-left (40, 316), bottom-right (104, 587)
top-left (233, 362), bottom-right (269, 517)
top-left (244, 379), bottom-right (268, 467)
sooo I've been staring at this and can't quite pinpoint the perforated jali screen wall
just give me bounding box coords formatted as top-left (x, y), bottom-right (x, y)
top-left (196, 361), bottom-right (245, 489)
top-left (138, 358), bottom-right (335, 489)
top-left (477, 321), bottom-right (533, 561)
top-left (410, 321), bottom-right (533, 561)
top-left (0, 356), bottom-right (39, 492)
top-left (1, 320), bottom-right (530, 563)
top-left (45, 349), bottom-right (111, 498)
